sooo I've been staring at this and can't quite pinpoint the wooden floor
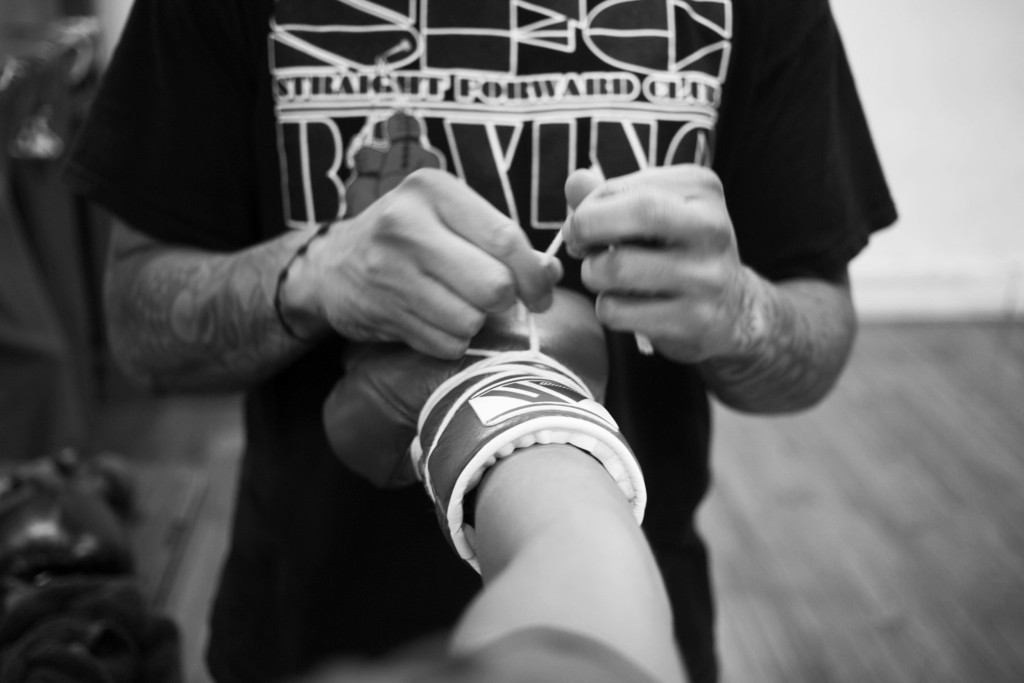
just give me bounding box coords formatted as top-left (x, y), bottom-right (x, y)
top-left (92, 322), bottom-right (1024, 683)
top-left (705, 322), bottom-right (1024, 683)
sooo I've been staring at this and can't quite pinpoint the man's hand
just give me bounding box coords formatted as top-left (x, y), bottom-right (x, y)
top-left (562, 165), bottom-right (857, 413)
top-left (282, 169), bottom-right (562, 359)
top-left (563, 165), bottom-right (761, 365)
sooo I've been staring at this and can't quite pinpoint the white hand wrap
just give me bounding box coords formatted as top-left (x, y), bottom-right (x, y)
top-left (410, 349), bottom-right (647, 572)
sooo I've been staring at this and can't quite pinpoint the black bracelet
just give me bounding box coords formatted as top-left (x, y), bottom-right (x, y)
top-left (273, 221), bottom-right (334, 343)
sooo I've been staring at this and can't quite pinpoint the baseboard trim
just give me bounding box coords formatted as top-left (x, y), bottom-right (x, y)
top-left (851, 260), bottom-right (1024, 321)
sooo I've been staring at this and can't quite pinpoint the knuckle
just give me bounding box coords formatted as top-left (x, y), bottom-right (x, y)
top-left (484, 275), bottom-right (517, 309)
top-left (483, 220), bottom-right (525, 259)
top-left (360, 249), bottom-right (385, 279)
top-left (670, 166), bottom-right (724, 206)
top-left (594, 294), bottom-right (622, 326)
top-left (566, 210), bottom-right (593, 251)
top-left (580, 259), bottom-right (597, 291)
top-left (696, 167), bottom-right (724, 193)
top-left (693, 300), bottom-right (723, 334)
top-left (396, 167), bottom-right (442, 192)
top-left (373, 201), bottom-right (408, 237)
top-left (373, 203), bottom-right (425, 250)
top-left (600, 250), bottom-right (627, 287)
top-left (451, 307), bottom-right (487, 341)
top-left (465, 307), bottom-right (488, 334)
top-left (603, 176), bottom-right (633, 197)
top-left (634, 193), bottom-right (671, 232)
top-left (468, 266), bottom-right (516, 310)
top-left (680, 163), bottom-right (718, 186)
top-left (354, 240), bottom-right (391, 283)
top-left (706, 224), bottom-right (734, 250)
top-left (695, 259), bottom-right (730, 297)
top-left (593, 295), bottom-right (615, 326)
top-left (581, 254), bottom-right (608, 291)
top-left (442, 340), bottom-right (471, 360)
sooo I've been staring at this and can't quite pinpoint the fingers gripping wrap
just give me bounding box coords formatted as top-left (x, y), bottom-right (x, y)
top-left (412, 342), bottom-right (646, 573)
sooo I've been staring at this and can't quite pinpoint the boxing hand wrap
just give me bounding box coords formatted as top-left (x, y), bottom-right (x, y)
top-left (322, 289), bottom-right (647, 570)
top-left (412, 350), bottom-right (646, 572)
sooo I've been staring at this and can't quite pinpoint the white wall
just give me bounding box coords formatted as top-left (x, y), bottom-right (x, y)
top-left (92, 0), bottom-right (1024, 320)
top-left (832, 0), bottom-right (1024, 320)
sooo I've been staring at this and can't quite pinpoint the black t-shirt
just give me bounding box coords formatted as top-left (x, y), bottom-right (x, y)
top-left (65, 2), bottom-right (896, 682)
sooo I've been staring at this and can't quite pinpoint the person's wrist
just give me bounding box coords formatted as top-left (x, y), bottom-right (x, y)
top-left (279, 258), bottom-right (329, 340)
top-left (714, 266), bottom-right (775, 363)
top-left (274, 225), bottom-right (333, 343)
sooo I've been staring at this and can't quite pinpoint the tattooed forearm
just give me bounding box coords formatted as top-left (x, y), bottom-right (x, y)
top-left (105, 226), bottom-right (317, 392)
top-left (699, 274), bottom-right (857, 413)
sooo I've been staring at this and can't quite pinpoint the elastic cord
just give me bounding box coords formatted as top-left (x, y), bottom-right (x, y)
top-left (545, 215), bottom-right (653, 356)
top-left (273, 221), bottom-right (333, 343)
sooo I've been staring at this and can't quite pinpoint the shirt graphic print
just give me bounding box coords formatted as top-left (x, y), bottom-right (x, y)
top-left (270, 0), bottom-right (733, 231)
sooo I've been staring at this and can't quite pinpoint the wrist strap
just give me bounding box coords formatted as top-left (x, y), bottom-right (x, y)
top-left (411, 351), bottom-right (646, 571)
top-left (274, 221), bottom-right (333, 343)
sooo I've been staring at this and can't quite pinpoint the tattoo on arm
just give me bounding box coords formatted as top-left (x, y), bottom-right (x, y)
top-left (700, 274), bottom-right (857, 413)
top-left (106, 231), bottom-right (315, 392)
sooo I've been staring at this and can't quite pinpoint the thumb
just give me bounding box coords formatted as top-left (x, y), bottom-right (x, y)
top-left (565, 167), bottom-right (605, 210)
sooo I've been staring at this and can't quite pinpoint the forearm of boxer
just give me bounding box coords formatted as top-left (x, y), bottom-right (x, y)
top-left (698, 268), bottom-right (857, 413)
top-left (450, 444), bottom-right (684, 683)
top-left (322, 289), bottom-right (662, 675)
top-left (104, 221), bottom-right (318, 392)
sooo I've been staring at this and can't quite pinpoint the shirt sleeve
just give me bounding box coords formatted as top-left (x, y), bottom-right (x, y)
top-left (713, 0), bottom-right (898, 282)
top-left (63, 0), bottom-right (266, 252)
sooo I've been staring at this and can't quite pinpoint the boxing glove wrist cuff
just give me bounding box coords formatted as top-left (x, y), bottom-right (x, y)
top-left (411, 351), bottom-right (647, 572)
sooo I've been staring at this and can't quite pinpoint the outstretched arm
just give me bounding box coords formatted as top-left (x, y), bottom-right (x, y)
top-left (451, 444), bottom-right (686, 683)
top-left (297, 444), bottom-right (681, 683)
top-left (320, 288), bottom-right (677, 681)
